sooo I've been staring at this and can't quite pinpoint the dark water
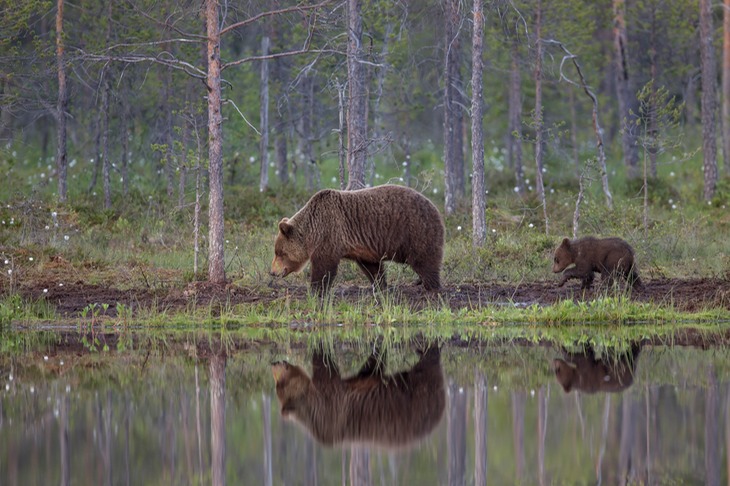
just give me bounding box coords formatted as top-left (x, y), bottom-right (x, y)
top-left (1, 334), bottom-right (729, 485)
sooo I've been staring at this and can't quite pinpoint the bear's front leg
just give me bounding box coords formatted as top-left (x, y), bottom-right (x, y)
top-left (310, 256), bottom-right (339, 294)
top-left (558, 267), bottom-right (590, 288)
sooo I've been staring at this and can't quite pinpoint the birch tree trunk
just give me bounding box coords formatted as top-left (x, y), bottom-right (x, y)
top-left (534, 0), bottom-right (548, 235)
top-left (259, 34), bottom-right (270, 193)
top-left (470, 0), bottom-right (486, 247)
top-left (721, 0), bottom-right (730, 174)
top-left (346, 0), bottom-right (367, 190)
top-left (101, 1), bottom-right (112, 210)
top-left (613, 0), bottom-right (640, 179)
top-left (55, 0), bottom-right (68, 202)
top-left (206, 0), bottom-right (225, 284)
top-left (700, 0), bottom-right (718, 201)
top-left (509, 39), bottom-right (525, 193)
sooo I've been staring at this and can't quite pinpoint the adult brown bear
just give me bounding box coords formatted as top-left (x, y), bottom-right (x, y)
top-left (552, 236), bottom-right (642, 290)
top-left (553, 342), bottom-right (642, 394)
top-left (271, 185), bottom-right (444, 293)
top-left (271, 345), bottom-right (445, 448)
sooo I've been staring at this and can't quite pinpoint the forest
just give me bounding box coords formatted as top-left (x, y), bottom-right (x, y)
top-left (2, 0), bottom-right (730, 325)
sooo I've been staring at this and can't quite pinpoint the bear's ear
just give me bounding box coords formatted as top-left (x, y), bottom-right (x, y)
top-left (279, 218), bottom-right (294, 237)
top-left (561, 238), bottom-right (571, 248)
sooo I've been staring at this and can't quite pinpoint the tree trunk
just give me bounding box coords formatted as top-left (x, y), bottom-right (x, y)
top-left (55, 0), bottom-right (68, 202)
top-left (163, 63), bottom-right (175, 198)
top-left (273, 54), bottom-right (289, 186)
top-left (299, 72), bottom-right (318, 191)
top-left (262, 393), bottom-right (273, 486)
top-left (349, 446), bottom-right (371, 486)
top-left (101, 67), bottom-right (111, 210)
top-left (568, 88), bottom-right (580, 175)
top-left (511, 391), bottom-right (526, 482)
top-left (722, 0), bottom-right (730, 174)
top-left (613, 0), bottom-right (640, 179)
top-left (346, 0), bottom-right (368, 190)
top-left (210, 355), bottom-right (227, 486)
top-left (474, 371), bottom-right (488, 486)
top-left (206, 0), bottom-right (225, 284)
top-left (470, 0), bottom-right (486, 247)
top-left (260, 34), bottom-right (270, 193)
top-left (700, 0), bottom-right (718, 201)
top-left (508, 39), bottom-right (524, 194)
top-left (705, 366), bottom-right (720, 486)
top-left (447, 382), bottom-right (466, 486)
top-left (101, 1), bottom-right (112, 210)
top-left (337, 80), bottom-right (347, 190)
top-left (443, 0), bottom-right (465, 215)
top-left (534, 0), bottom-right (548, 235)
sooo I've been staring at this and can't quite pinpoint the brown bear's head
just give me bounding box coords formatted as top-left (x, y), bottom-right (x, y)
top-left (271, 360), bottom-right (311, 417)
top-left (552, 238), bottom-right (574, 273)
top-left (553, 358), bottom-right (577, 392)
top-left (271, 218), bottom-right (309, 278)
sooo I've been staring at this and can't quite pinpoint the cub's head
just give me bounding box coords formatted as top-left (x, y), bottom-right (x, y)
top-left (552, 238), bottom-right (574, 273)
top-left (553, 358), bottom-right (577, 393)
top-left (271, 218), bottom-right (309, 278)
top-left (271, 360), bottom-right (311, 417)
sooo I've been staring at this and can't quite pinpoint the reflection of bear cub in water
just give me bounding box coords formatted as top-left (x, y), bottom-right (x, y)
top-left (552, 236), bottom-right (642, 290)
top-left (271, 346), bottom-right (445, 448)
top-left (271, 185), bottom-right (445, 294)
top-left (553, 343), bottom-right (642, 394)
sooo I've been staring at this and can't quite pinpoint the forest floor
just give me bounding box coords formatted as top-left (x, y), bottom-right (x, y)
top-left (15, 276), bottom-right (730, 319)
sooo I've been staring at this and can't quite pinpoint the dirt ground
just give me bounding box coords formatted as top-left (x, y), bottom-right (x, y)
top-left (14, 276), bottom-right (730, 318)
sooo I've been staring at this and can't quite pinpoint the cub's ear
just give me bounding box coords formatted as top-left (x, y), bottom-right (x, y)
top-left (561, 238), bottom-right (571, 248)
top-left (278, 218), bottom-right (294, 237)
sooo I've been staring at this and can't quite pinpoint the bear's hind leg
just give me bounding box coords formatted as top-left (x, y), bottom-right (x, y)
top-left (413, 263), bottom-right (441, 291)
top-left (356, 260), bottom-right (387, 289)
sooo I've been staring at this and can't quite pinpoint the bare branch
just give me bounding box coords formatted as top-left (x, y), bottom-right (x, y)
top-left (225, 98), bottom-right (261, 136)
top-left (75, 50), bottom-right (206, 79)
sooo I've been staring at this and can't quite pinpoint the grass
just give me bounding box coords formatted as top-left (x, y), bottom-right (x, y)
top-left (2, 136), bottom-right (730, 336)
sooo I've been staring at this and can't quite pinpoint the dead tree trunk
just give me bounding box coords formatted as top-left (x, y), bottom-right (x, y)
top-left (534, 0), bottom-right (548, 235)
top-left (443, 0), bottom-right (465, 215)
top-left (259, 34), bottom-right (270, 193)
top-left (723, 0), bottom-right (730, 174)
top-left (613, 0), bottom-right (640, 179)
top-left (470, 0), bottom-right (486, 246)
top-left (101, 1), bottom-right (112, 210)
top-left (508, 38), bottom-right (525, 194)
top-left (55, 0), bottom-right (68, 202)
top-left (346, 0), bottom-right (368, 190)
top-left (700, 0), bottom-right (718, 201)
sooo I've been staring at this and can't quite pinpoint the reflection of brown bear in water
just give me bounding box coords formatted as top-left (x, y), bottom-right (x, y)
top-left (270, 185), bottom-right (445, 294)
top-left (553, 343), bottom-right (642, 394)
top-left (552, 236), bottom-right (642, 290)
top-left (271, 345), bottom-right (445, 448)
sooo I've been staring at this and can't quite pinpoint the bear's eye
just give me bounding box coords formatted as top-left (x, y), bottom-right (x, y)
top-left (554, 257), bottom-right (559, 263)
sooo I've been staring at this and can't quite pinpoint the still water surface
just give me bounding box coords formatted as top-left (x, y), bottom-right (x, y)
top-left (1, 333), bottom-right (729, 485)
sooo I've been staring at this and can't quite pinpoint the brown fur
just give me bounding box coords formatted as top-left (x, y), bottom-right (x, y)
top-left (553, 343), bottom-right (642, 394)
top-left (271, 346), bottom-right (445, 448)
top-left (271, 185), bottom-right (445, 293)
top-left (552, 236), bottom-right (642, 290)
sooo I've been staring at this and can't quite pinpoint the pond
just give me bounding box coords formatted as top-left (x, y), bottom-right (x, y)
top-left (1, 330), bottom-right (729, 485)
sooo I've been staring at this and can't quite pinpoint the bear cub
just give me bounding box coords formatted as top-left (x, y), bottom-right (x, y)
top-left (271, 185), bottom-right (445, 294)
top-left (271, 345), bottom-right (445, 448)
top-left (553, 342), bottom-right (642, 394)
top-left (552, 236), bottom-right (642, 290)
